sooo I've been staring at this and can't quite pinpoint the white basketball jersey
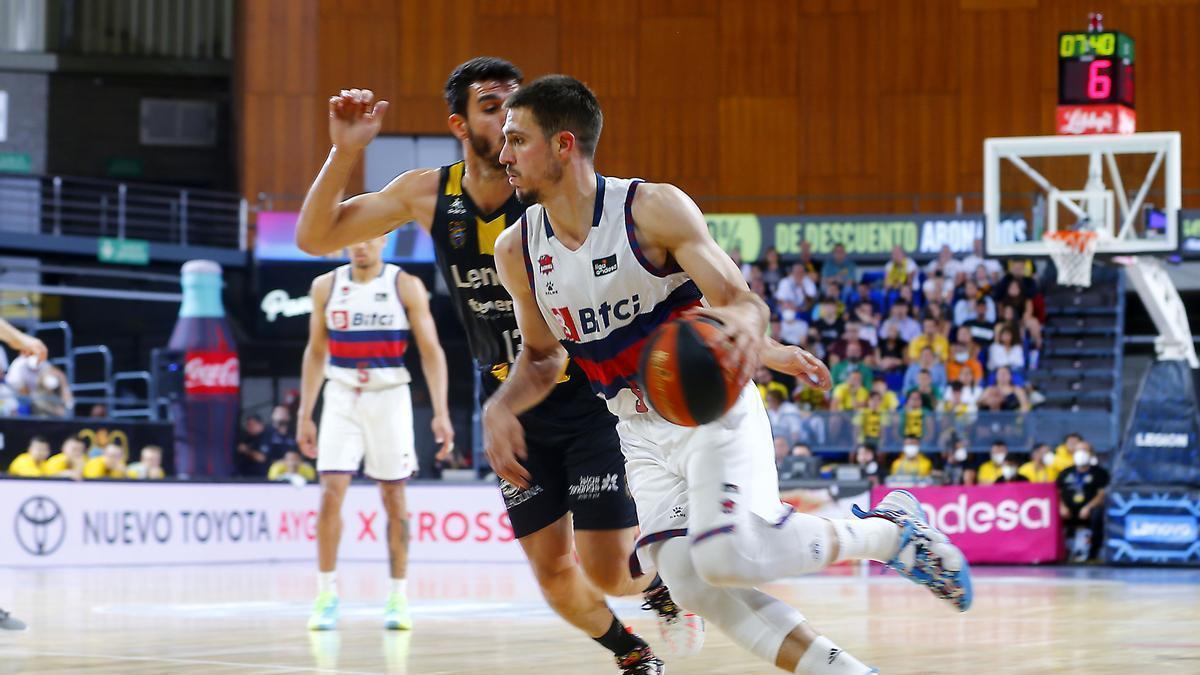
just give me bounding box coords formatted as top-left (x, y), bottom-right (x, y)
top-left (324, 264), bottom-right (412, 390)
top-left (520, 174), bottom-right (702, 418)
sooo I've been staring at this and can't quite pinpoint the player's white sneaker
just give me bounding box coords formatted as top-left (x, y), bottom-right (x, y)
top-left (642, 583), bottom-right (704, 657)
top-left (852, 489), bottom-right (973, 612)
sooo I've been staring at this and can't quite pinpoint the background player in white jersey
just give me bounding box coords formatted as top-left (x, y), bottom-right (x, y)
top-left (297, 236), bottom-right (453, 631)
top-left (486, 75), bottom-right (972, 674)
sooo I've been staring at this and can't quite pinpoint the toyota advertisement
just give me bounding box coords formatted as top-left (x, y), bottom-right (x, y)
top-left (1, 479), bottom-right (522, 566)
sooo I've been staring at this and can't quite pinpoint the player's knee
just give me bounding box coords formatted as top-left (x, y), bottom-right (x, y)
top-left (580, 556), bottom-right (630, 596)
top-left (318, 483), bottom-right (348, 510)
top-left (690, 536), bottom-right (751, 587)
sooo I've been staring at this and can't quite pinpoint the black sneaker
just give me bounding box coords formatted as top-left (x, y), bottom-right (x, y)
top-left (616, 646), bottom-right (665, 674)
top-left (642, 585), bottom-right (704, 657)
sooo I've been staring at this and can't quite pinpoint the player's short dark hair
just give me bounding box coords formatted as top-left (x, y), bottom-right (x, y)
top-left (443, 57), bottom-right (523, 117)
top-left (505, 74), bottom-right (603, 158)
top-left (29, 435), bottom-right (48, 446)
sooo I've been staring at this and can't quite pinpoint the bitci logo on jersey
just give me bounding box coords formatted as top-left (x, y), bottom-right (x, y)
top-left (538, 254), bottom-right (554, 275)
top-left (184, 351), bottom-right (240, 395)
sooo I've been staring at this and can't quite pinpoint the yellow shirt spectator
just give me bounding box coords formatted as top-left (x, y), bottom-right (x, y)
top-left (793, 386), bottom-right (829, 411)
top-left (1052, 444), bottom-right (1076, 472)
top-left (832, 383), bottom-right (869, 411)
top-left (7, 452), bottom-right (52, 477)
top-left (890, 454), bottom-right (932, 479)
top-left (269, 460), bottom-right (316, 482)
top-left (1019, 461), bottom-right (1060, 483)
top-left (855, 409), bottom-right (889, 443)
top-left (876, 390), bottom-right (900, 412)
top-left (757, 381), bottom-right (789, 404)
top-left (977, 460), bottom-right (1004, 485)
top-left (907, 334), bottom-right (950, 362)
top-left (43, 453), bottom-right (70, 475)
top-left (901, 409), bottom-right (927, 438)
top-left (83, 456), bottom-right (127, 479)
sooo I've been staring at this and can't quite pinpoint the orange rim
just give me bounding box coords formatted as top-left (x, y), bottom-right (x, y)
top-left (1045, 230), bottom-right (1098, 253)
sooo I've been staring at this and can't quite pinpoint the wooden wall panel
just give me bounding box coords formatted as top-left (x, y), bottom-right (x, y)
top-left (238, 0), bottom-right (1200, 213)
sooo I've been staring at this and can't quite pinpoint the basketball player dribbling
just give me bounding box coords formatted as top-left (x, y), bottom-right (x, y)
top-left (297, 236), bottom-right (453, 631)
top-left (295, 58), bottom-right (832, 673)
top-left (485, 75), bottom-right (973, 674)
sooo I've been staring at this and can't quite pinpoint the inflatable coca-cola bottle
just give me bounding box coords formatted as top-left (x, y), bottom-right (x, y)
top-left (168, 260), bottom-right (240, 478)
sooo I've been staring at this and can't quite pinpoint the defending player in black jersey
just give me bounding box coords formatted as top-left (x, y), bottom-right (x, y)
top-left (295, 58), bottom-right (832, 673)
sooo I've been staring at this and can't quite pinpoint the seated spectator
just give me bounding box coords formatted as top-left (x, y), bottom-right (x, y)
top-left (941, 381), bottom-right (971, 416)
top-left (882, 246), bottom-right (918, 291)
top-left (127, 445), bottom-right (166, 480)
top-left (988, 326), bottom-right (1025, 372)
top-left (979, 366), bottom-right (1031, 412)
top-left (1053, 433), bottom-right (1084, 473)
top-left (809, 299), bottom-right (844, 350)
top-left (938, 439), bottom-right (970, 486)
top-left (952, 368), bottom-right (984, 412)
top-left (7, 436), bottom-right (52, 477)
top-left (755, 367), bottom-right (790, 403)
top-left (906, 369), bottom-right (942, 410)
top-left (792, 381), bottom-right (829, 412)
top-left (773, 436), bottom-right (790, 469)
top-left (832, 370), bottom-right (869, 412)
top-left (996, 277), bottom-right (1043, 351)
top-left (899, 391), bottom-right (932, 443)
top-left (907, 317), bottom-right (950, 362)
top-left (890, 435), bottom-right (932, 480)
top-left (947, 327), bottom-right (984, 384)
top-left (869, 379), bottom-right (900, 411)
top-left (971, 263), bottom-right (995, 297)
top-left (961, 239), bottom-right (1003, 282)
top-left (44, 436), bottom-right (88, 479)
top-left (765, 389), bottom-right (802, 441)
top-left (975, 440), bottom-right (1010, 485)
top-left (830, 341), bottom-right (873, 387)
top-left (850, 301), bottom-right (880, 346)
top-left (993, 456), bottom-right (1029, 484)
top-left (881, 300), bottom-right (921, 343)
top-left (235, 414), bottom-right (269, 478)
top-left (760, 246), bottom-right (785, 293)
top-left (821, 242), bottom-right (858, 286)
top-left (875, 322), bottom-right (908, 375)
top-left (750, 277), bottom-right (777, 316)
top-left (775, 262), bottom-right (819, 314)
top-left (84, 443), bottom-right (128, 479)
top-left (953, 280), bottom-right (995, 326)
top-left (792, 402), bottom-right (828, 445)
top-left (778, 305), bottom-right (809, 347)
top-left (1057, 441), bottom-right (1109, 562)
top-left (790, 443), bottom-right (813, 458)
top-left (853, 391), bottom-right (891, 447)
top-left (963, 298), bottom-right (997, 348)
top-left (996, 258), bottom-right (1039, 301)
top-left (796, 240), bottom-right (819, 275)
top-left (1020, 443), bottom-right (1061, 483)
top-left (852, 442), bottom-right (886, 487)
top-left (903, 347), bottom-right (948, 393)
top-left (5, 354), bottom-right (73, 418)
top-left (828, 323), bottom-right (873, 363)
top-left (925, 245), bottom-right (963, 281)
top-left (922, 269), bottom-right (955, 309)
top-left (269, 449), bottom-right (317, 483)
top-left (262, 405), bottom-right (299, 463)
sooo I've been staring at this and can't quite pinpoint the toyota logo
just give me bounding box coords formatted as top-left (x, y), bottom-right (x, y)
top-left (14, 496), bottom-right (66, 556)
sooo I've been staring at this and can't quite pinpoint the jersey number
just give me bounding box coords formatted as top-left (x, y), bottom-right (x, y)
top-left (502, 328), bottom-right (522, 364)
top-left (356, 362), bottom-right (369, 384)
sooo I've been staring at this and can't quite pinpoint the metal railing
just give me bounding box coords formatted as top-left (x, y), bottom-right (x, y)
top-left (772, 409), bottom-right (1120, 456)
top-left (0, 174), bottom-right (246, 250)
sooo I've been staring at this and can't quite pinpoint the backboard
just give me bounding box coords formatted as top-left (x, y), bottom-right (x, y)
top-left (984, 132), bottom-right (1180, 257)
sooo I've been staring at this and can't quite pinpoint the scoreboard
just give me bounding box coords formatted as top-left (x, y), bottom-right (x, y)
top-left (1056, 30), bottom-right (1135, 135)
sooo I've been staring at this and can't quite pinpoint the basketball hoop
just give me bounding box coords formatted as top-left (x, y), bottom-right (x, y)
top-left (1045, 230), bottom-right (1099, 287)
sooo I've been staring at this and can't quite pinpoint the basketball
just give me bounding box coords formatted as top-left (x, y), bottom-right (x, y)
top-left (637, 317), bottom-right (743, 426)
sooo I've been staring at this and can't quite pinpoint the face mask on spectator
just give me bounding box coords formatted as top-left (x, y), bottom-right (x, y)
top-left (41, 375), bottom-right (60, 390)
top-left (1042, 451), bottom-right (1056, 467)
top-left (903, 444), bottom-right (919, 458)
top-left (953, 447), bottom-right (968, 463)
top-left (1001, 465), bottom-right (1016, 480)
top-left (1074, 450), bottom-right (1090, 468)
top-left (992, 451), bottom-right (1006, 465)
top-left (782, 308), bottom-right (797, 322)
top-left (954, 352), bottom-right (969, 363)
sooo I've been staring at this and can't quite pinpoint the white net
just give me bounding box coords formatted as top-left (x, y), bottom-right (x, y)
top-left (1045, 231), bottom-right (1099, 287)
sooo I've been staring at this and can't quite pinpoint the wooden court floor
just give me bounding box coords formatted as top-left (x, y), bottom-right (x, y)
top-left (1, 561), bottom-right (1198, 674)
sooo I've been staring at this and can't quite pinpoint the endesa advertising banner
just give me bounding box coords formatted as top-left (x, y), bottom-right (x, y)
top-left (0, 479), bottom-right (521, 567)
top-left (871, 483), bottom-right (1062, 564)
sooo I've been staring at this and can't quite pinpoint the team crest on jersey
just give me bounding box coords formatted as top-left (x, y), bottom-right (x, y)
top-left (592, 254), bottom-right (618, 277)
top-left (448, 198), bottom-right (467, 216)
top-left (331, 310), bottom-right (349, 330)
top-left (448, 220), bottom-right (467, 249)
top-left (538, 254), bottom-right (554, 275)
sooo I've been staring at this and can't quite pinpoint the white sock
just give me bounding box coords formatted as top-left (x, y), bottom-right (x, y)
top-left (830, 518), bottom-right (901, 564)
top-left (318, 571), bottom-right (337, 595)
top-left (390, 578), bottom-right (407, 596)
top-left (796, 635), bottom-right (872, 674)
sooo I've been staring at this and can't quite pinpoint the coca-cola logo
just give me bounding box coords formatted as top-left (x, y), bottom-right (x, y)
top-left (1058, 107), bottom-right (1114, 135)
top-left (184, 352), bottom-right (240, 395)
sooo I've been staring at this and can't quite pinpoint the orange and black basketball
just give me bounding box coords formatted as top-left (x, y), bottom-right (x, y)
top-left (637, 316), bottom-right (743, 426)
